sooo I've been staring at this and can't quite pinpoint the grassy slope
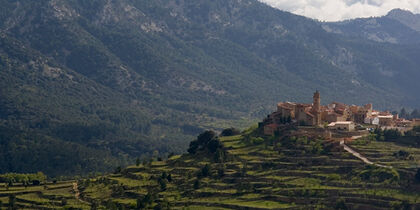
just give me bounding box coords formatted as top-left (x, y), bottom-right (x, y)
top-left (73, 131), bottom-right (419, 209)
top-left (1, 130), bottom-right (419, 209)
top-left (0, 181), bottom-right (89, 209)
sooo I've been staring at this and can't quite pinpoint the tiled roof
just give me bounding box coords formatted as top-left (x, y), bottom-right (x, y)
top-left (265, 124), bottom-right (278, 129)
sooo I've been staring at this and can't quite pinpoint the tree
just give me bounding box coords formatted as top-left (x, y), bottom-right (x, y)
top-left (217, 166), bottom-right (225, 178)
top-left (136, 158), bottom-right (140, 166)
top-left (32, 180), bottom-right (40, 186)
top-left (207, 139), bottom-right (221, 153)
top-left (187, 140), bottom-right (199, 154)
top-left (106, 200), bottom-right (118, 210)
top-left (400, 108), bottom-right (408, 119)
top-left (8, 195), bottom-right (16, 210)
top-left (90, 201), bottom-right (98, 210)
top-left (199, 164), bottom-right (211, 178)
top-left (383, 129), bottom-right (402, 140)
top-left (158, 178), bottom-right (167, 191)
top-left (154, 201), bottom-right (170, 210)
top-left (214, 148), bottom-right (226, 163)
top-left (136, 198), bottom-right (144, 209)
top-left (334, 198), bottom-right (348, 210)
top-left (114, 166), bottom-right (122, 174)
top-left (188, 130), bottom-right (220, 154)
top-left (193, 179), bottom-right (200, 189)
top-left (142, 192), bottom-right (153, 206)
top-left (220, 128), bottom-right (240, 136)
top-left (411, 109), bottom-right (420, 119)
top-left (197, 131), bottom-right (216, 145)
top-left (416, 168), bottom-right (420, 182)
top-left (161, 172), bottom-right (167, 180)
top-left (61, 198), bottom-right (68, 206)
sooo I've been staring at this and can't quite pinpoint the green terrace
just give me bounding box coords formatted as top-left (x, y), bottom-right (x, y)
top-left (77, 129), bottom-right (420, 209)
top-left (0, 127), bottom-right (419, 209)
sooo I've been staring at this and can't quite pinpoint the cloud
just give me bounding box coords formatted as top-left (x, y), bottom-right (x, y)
top-left (258, 0), bottom-right (420, 21)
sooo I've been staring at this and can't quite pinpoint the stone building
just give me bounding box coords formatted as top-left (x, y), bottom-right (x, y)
top-left (327, 121), bottom-right (355, 131)
top-left (261, 90), bottom-right (411, 136)
top-left (276, 91), bottom-right (323, 126)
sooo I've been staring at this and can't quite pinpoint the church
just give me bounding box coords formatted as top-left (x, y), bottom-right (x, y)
top-left (276, 90), bottom-right (322, 126)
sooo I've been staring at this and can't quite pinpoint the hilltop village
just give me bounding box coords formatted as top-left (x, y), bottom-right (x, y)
top-left (261, 91), bottom-right (420, 136)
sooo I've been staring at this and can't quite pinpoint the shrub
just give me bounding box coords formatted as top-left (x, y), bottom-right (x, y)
top-left (251, 137), bottom-right (264, 145)
top-left (188, 130), bottom-right (222, 155)
top-left (220, 128), bottom-right (240, 136)
top-left (415, 168), bottom-right (420, 182)
top-left (334, 198), bottom-right (348, 210)
top-left (358, 166), bottom-right (399, 183)
top-left (393, 150), bottom-right (410, 159)
top-left (198, 164), bottom-right (211, 178)
top-left (193, 179), bottom-right (200, 189)
top-left (136, 158), bottom-right (140, 166)
top-left (61, 198), bottom-right (67, 206)
top-left (217, 166), bottom-right (225, 178)
top-left (158, 177), bottom-right (167, 191)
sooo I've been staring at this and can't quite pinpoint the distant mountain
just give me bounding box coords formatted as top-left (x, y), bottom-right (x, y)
top-left (387, 8), bottom-right (420, 32)
top-left (1, 0), bottom-right (420, 176)
top-left (322, 9), bottom-right (420, 44)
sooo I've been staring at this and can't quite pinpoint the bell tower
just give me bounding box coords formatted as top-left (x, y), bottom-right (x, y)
top-left (313, 90), bottom-right (320, 112)
top-left (312, 90), bottom-right (321, 126)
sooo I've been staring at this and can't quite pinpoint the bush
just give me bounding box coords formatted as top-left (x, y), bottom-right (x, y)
top-left (193, 179), bottom-right (200, 189)
top-left (158, 177), bottom-right (167, 191)
top-left (61, 198), bottom-right (67, 206)
top-left (217, 166), bottom-right (225, 178)
top-left (251, 137), bottom-right (264, 145)
top-left (188, 130), bottom-right (222, 154)
top-left (220, 128), bottom-right (240, 136)
top-left (393, 150), bottom-right (410, 159)
top-left (358, 166), bottom-right (399, 183)
top-left (334, 198), bottom-right (348, 210)
top-left (416, 168), bottom-right (420, 182)
top-left (198, 164), bottom-right (211, 178)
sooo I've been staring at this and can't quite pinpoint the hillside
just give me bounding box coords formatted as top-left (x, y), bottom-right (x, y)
top-left (1, 0), bottom-right (420, 175)
top-left (0, 127), bottom-right (419, 209)
top-left (323, 9), bottom-right (420, 44)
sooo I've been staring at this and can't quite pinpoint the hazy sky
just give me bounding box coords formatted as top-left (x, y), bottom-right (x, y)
top-left (259, 0), bottom-right (420, 21)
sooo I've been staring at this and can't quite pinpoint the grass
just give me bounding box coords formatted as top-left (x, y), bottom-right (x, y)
top-left (109, 176), bottom-right (149, 188)
top-left (2, 129), bottom-right (419, 209)
top-left (17, 193), bottom-right (53, 204)
top-left (350, 139), bottom-right (420, 168)
top-left (83, 183), bottom-right (112, 200)
top-left (0, 180), bottom-right (89, 209)
top-left (113, 198), bottom-right (137, 205)
top-left (178, 205), bottom-right (231, 210)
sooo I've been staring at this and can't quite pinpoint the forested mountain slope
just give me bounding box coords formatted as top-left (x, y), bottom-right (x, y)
top-left (1, 0), bottom-right (420, 175)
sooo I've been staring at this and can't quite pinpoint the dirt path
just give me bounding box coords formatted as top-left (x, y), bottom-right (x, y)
top-left (340, 140), bottom-right (392, 169)
top-left (72, 182), bottom-right (90, 205)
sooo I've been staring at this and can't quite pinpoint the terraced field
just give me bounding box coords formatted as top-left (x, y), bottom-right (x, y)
top-left (0, 181), bottom-right (89, 209)
top-left (349, 139), bottom-right (420, 169)
top-left (75, 132), bottom-right (420, 209)
top-left (1, 131), bottom-right (419, 209)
